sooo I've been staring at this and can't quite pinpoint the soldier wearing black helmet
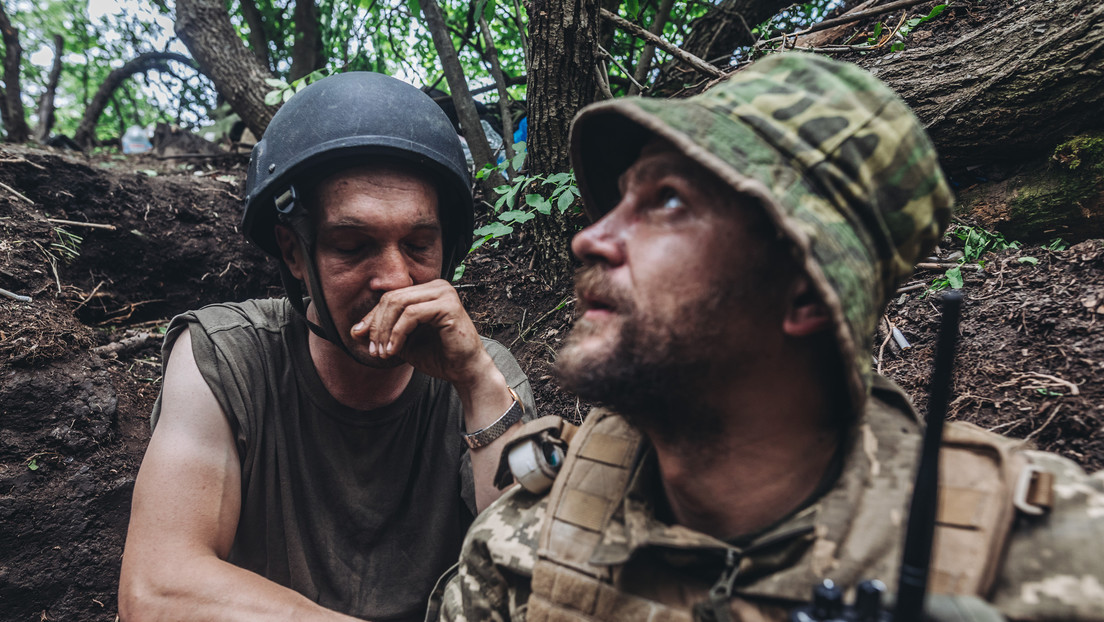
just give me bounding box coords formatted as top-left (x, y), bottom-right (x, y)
top-left (119, 73), bottom-right (535, 621)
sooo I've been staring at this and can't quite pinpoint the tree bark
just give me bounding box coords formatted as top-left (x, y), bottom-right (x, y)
top-left (238, 0), bottom-right (273, 72)
top-left (176, 0), bottom-right (276, 138)
top-left (527, 0), bottom-right (600, 285)
top-left (0, 3), bottom-right (30, 143)
top-left (33, 34), bottom-right (64, 143)
top-left (857, 0), bottom-right (1104, 170)
top-left (652, 0), bottom-right (791, 93)
top-left (289, 0), bottom-right (323, 81)
top-left (419, 0), bottom-right (496, 176)
top-left (73, 52), bottom-right (199, 149)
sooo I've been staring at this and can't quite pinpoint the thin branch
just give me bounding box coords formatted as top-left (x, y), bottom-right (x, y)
top-left (0, 287), bottom-right (31, 302)
top-left (0, 180), bottom-right (33, 203)
top-left (629, 0), bottom-right (676, 95)
top-left (479, 17), bottom-right (516, 166)
top-left (598, 44), bottom-right (645, 91)
top-left (600, 9), bottom-right (725, 79)
top-left (760, 0), bottom-right (933, 46)
top-left (45, 218), bottom-right (117, 231)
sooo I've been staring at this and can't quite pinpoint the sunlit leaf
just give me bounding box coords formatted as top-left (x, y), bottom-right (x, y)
top-left (946, 266), bottom-right (963, 289)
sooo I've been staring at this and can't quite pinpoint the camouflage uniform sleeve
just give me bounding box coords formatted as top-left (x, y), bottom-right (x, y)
top-left (989, 451), bottom-right (1104, 620)
top-left (436, 486), bottom-right (548, 622)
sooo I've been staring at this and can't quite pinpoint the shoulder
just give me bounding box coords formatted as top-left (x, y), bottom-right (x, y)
top-left (463, 484), bottom-right (548, 575)
top-left (991, 450), bottom-right (1104, 619)
top-left (185, 298), bottom-right (292, 335)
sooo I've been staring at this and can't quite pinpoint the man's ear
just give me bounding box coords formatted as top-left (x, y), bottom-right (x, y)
top-left (274, 224), bottom-right (305, 281)
top-left (782, 275), bottom-right (832, 337)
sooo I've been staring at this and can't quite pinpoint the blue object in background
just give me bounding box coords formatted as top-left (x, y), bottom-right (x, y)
top-left (513, 117), bottom-right (527, 145)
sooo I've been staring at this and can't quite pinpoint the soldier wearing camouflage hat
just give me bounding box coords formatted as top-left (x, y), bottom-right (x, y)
top-left (432, 53), bottom-right (1104, 621)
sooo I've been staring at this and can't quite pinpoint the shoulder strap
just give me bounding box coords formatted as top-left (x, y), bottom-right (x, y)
top-left (931, 421), bottom-right (1053, 597)
top-left (537, 409), bottom-right (645, 576)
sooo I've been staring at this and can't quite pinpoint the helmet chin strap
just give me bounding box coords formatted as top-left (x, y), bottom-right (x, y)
top-left (275, 188), bottom-right (357, 360)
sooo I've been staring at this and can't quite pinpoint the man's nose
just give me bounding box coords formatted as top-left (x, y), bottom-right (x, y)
top-left (368, 246), bottom-right (415, 292)
top-left (571, 209), bottom-right (626, 266)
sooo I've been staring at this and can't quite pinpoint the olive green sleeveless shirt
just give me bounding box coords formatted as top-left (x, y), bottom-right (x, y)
top-left (151, 298), bottom-right (534, 621)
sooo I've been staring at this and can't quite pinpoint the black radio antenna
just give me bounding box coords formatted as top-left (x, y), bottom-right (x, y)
top-left (893, 290), bottom-right (964, 621)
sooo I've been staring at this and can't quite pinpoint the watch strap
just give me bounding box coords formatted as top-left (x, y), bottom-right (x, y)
top-left (463, 387), bottom-right (523, 449)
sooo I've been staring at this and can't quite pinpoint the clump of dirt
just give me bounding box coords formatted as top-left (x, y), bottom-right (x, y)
top-left (0, 141), bottom-right (1101, 621)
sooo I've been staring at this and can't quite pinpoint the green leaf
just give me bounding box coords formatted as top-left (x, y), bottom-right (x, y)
top-left (514, 211), bottom-right (537, 223)
top-left (626, 0), bottom-right (639, 17)
top-left (308, 70), bottom-right (325, 83)
top-left (407, 0), bottom-right (421, 16)
top-left (499, 209), bottom-right (528, 222)
top-left (525, 193), bottom-right (551, 214)
top-left (1018, 256), bottom-right (1039, 265)
top-left (27, 458), bottom-right (38, 471)
top-left (511, 150), bottom-right (526, 171)
top-left (265, 90), bottom-right (283, 106)
top-left (946, 266), bottom-right (963, 289)
top-left (470, 234), bottom-right (492, 250)
top-left (557, 191), bottom-right (575, 213)
top-left (545, 172), bottom-right (572, 186)
top-left (264, 78), bottom-right (288, 88)
top-left (282, 89), bottom-right (294, 103)
top-left (139, 169), bottom-right (158, 177)
top-left (924, 4), bottom-right (948, 21)
top-left (891, 41), bottom-right (905, 52)
top-left (482, 0), bottom-right (496, 21)
top-left (452, 263), bottom-right (466, 281)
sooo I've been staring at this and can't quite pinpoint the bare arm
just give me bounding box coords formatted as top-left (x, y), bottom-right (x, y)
top-left (118, 327), bottom-right (361, 622)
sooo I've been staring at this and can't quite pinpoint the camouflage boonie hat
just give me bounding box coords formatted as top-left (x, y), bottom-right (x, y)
top-left (569, 52), bottom-right (953, 412)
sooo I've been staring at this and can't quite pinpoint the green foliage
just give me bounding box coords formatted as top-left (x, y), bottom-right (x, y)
top-left (889, 4), bottom-right (948, 52)
top-left (1044, 238), bottom-right (1069, 251)
top-left (467, 141), bottom-right (580, 251)
top-left (50, 227), bottom-right (83, 263)
top-left (264, 70), bottom-right (328, 106)
top-left (924, 224), bottom-right (1021, 296)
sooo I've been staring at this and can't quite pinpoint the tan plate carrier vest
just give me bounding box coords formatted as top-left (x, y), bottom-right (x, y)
top-left (523, 405), bottom-right (1054, 622)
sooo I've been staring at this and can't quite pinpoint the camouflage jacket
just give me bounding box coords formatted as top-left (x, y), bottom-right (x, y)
top-left (433, 375), bottom-right (1104, 621)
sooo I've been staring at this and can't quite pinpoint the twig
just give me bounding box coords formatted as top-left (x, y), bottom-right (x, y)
top-left (896, 283), bottom-right (927, 294)
top-left (877, 315), bottom-right (893, 374)
top-left (0, 180), bottom-right (34, 204)
top-left (45, 218), bottom-right (117, 231)
top-left (511, 296), bottom-right (573, 347)
top-left (0, 287), bottom-right (32, 302)
top-left (600, 9), bottom-right (726, 79)
top-left (1024, 404), bottom-right (1062, 442)
top-left (93, 331), bottom-right (161, 357)
top-left (0, 155), bottom-right (47, 170)
top-left (74, 281), bottom-right (105, 311)
top-left (915, 262), bottom-right (980, 270)
top-left (760, 0), bottom-right (933, 46)
top-left (598, 44), bottom-right (645, 91)
top-left (1023, 371), bottom-right (1081, 396)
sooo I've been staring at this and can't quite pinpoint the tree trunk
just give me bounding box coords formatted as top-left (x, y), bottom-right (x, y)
top-left (419, 0), bottom-right (496, 177)
top-left (73, 52), bottom-right (198, 149)
top-left (652, 0), bottom-right (791, 93)
top-left (33, 34), bottom-right (64, 143)
top-left (289, 0), bottom-right (323, 81)
top-left (959, 132), bottom-right (1104, 243)
top-left (527, 0), bottom-right (600, 285)
top-left (239, 0), bottom-right (273, 72)
top-left (857, 0), bottom-right (1104, 171)
top-left (0, 3), bottom-right (30, 143)
top-left (479, 17), bottom-right (516, 168)
top-left (176, 0), bottom-right (276, 139)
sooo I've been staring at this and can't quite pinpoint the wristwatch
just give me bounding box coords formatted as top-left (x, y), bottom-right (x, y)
top-left (462, 387), bottom-right (523, 449)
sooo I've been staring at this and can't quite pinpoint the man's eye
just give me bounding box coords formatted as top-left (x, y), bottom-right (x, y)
top-left (659, 190), bottom-right (685, 210)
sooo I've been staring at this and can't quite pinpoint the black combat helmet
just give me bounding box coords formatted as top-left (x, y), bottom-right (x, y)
top-left (241, 71), bottom-right (474, 353)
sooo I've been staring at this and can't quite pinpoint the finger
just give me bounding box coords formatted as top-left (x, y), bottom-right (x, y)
top-left (384, 300), bottom-right (453, 357)
top-left (354, 281), bottom-right (457, 358)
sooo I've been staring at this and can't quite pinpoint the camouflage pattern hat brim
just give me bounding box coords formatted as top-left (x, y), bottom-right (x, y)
top-left (569, 52), bottom-right (953, 412)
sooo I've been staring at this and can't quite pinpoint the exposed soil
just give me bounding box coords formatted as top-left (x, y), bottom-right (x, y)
top-left (1, 132), bottom-right (1101, 621)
